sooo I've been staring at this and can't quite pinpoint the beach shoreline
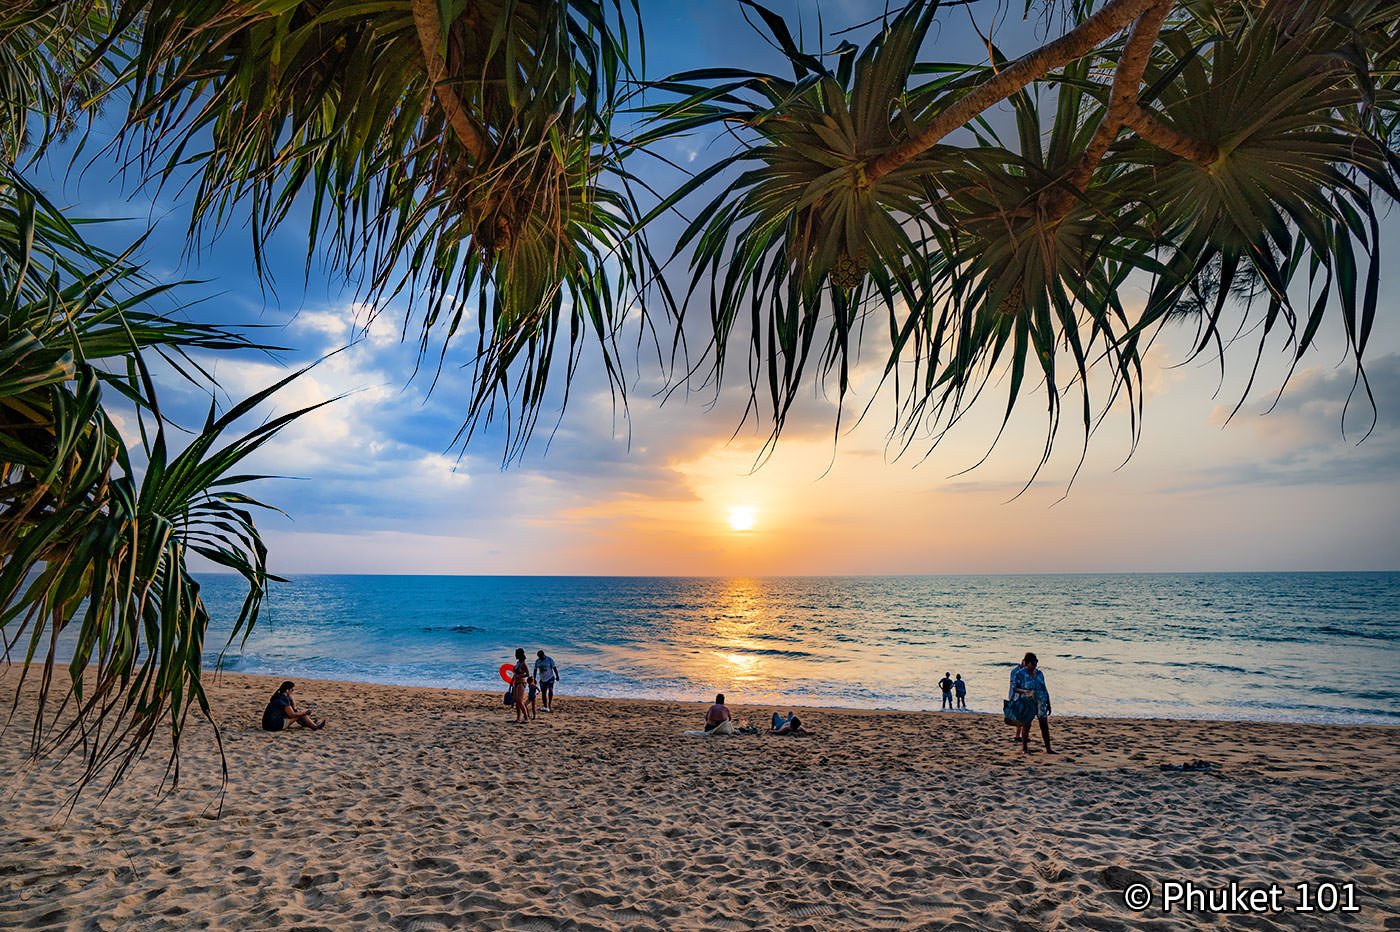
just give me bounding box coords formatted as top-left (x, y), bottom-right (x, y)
top-left (2, 670), bottom-right (1398, 930)
top-left (206, 667), bottom-right (1400, 726)
top-left (190, 572), bottom-right (1400, 727)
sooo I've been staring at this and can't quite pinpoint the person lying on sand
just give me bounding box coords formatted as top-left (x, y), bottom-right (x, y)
top-left (262, 681), bottom-right (325, 731)
top-left (704, 694), bottom-right (732, 732)
top-left (770, 712), bottom-right (810, 735)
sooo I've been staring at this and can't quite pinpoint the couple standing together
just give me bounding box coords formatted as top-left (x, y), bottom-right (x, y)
top-left (510, 648), bottom-right (560, 722)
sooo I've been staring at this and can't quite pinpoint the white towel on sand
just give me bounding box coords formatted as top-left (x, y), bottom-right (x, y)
top-left (683, 720), bottom-right (737, 737)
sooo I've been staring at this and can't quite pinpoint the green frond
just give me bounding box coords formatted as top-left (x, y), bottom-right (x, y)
top-left (110, 0), bottom-right (659, 457)
top-left (645, 1), bottom-right (945, 437)
top-left (648, 0), bottom-right (1399, 465)
top-left (0, 1), bottom-right (118, 161)
top-left (0, 167), bottom-right (318, 798)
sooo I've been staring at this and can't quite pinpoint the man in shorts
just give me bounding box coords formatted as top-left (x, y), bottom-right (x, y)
top-left (939, 672), bottom-right (954, 709)
top-left (534, 650), bottom-right (561, 712)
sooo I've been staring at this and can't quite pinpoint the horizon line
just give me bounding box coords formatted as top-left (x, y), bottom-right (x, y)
top-left (194, 568), bottom-right (1400, 578)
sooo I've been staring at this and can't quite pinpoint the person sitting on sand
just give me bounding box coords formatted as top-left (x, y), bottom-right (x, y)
top-left (705, 694), bottom-right (732, 733)
top-left (954, 673), bottom-right (967, 710)
top-left (261, 681), bottom-right (325, 731)
top-left (939, 672), bottom-right (954, 709)
top-left (1011, 652), bottom-right (1054, 754)
top-left (770, 712), bottom-right (810, 736)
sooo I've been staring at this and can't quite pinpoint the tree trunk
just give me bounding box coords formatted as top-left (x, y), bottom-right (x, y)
top-left (410, 0), bottom-right (488, 163)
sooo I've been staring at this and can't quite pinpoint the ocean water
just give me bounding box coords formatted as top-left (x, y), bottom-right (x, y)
top-left (195, 573), bottom-right (1400, 725)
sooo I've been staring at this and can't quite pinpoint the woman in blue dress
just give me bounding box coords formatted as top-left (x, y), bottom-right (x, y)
top-left (1011, 652), bottom-right (1054, 754)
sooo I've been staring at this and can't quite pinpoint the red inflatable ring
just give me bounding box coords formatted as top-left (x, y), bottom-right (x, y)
top-left (499, 663), bottom-right (515, 684)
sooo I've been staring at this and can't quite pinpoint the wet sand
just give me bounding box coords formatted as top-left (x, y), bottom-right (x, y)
top-left (1, 671), bottom-right (1397, 930)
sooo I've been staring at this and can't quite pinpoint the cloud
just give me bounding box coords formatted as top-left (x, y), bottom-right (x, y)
top-left (1162, 353), bottom-right (1400, 492)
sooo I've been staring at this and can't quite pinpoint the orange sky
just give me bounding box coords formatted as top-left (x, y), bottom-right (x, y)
top-left (232, 312), bottom-right (1400, 575)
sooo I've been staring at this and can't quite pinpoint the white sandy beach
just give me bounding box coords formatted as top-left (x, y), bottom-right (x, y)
top-left (1, 671), bottom-right (1397, 931)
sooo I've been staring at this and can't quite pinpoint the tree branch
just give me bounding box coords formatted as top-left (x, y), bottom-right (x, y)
top-left (1040, 0), bottom-right (1173, 218)
top-left (1122, 103), bottom-right (1218, 164)
top-left (867, 0), bottom-right (1164, 182)
top-left (1068, 0), bottom-right (1173, 191)
top-left (411, 0), bottom-right (488, 163)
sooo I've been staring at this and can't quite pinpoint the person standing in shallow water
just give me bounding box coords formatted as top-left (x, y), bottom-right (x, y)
top-left (1012, 652), bottom-right (1054, 754)
top-left (954, 673), bottom-right (967, 710)
top-left (511, 648), bottom-right (531, 723)
top-left (939, 672), bottom-right (954, 709)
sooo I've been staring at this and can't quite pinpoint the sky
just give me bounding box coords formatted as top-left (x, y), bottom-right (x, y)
top-left (31, 0), bottom-right (1400, 575)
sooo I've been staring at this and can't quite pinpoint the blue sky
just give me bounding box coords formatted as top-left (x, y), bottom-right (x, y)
top-left (30, 0), bottom-right (1400, 574)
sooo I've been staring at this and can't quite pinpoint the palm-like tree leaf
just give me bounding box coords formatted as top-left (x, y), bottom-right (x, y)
top-left (106, 0), bottom-right (659, 457)
top-left (0, 166), bottom-right (321, 798)
top-left (647, 0), bottom-right (1399, 466)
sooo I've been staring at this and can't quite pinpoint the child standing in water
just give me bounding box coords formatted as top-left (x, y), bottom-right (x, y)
top-left (954, 674), bottom-right (967, 710)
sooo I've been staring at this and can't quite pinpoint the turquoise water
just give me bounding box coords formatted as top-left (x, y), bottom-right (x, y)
top-left (199, 573), bottom-right (1399, 724)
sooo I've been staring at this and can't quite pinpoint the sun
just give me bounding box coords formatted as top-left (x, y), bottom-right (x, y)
top-left (727, 505), bottom-right (758, 532)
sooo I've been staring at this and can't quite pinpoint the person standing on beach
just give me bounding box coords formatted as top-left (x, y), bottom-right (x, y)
top-left (1009, 658), bottom-right (1026, 743)
top-left (954, 674), bottom-right (967, 710)
top-left (511, 648), bottom-right (531, 723)
top-left (939, 672), bottom-right (954, 709)
top-left (1011, 652), bottom-right (1054, 754)
top-left (534, 650), bottom-right (560, 712)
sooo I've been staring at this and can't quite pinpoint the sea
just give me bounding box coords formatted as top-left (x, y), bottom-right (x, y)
top-left (194, 572), bottom-right (1400, 725)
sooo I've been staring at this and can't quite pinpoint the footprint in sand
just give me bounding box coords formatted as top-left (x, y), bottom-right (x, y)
top-left (706, 917), bottom-right (749, 931)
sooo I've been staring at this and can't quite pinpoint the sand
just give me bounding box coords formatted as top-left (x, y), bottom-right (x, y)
top-left (0, 671), bottom-right (1397, 931)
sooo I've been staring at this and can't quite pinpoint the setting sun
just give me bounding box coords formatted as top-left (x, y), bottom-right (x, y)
top-left (727, 506), bottom-right (757, 532)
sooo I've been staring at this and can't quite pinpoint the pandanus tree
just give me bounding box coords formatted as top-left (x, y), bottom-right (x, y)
top-left (112, 0), bottom-right (661, 455)
top-left (645, 0), bottom-right (1399, 470)
top-left (0, 3), bottom-right (327, 795)
top-left (0, 171), bottom-right (336, 794)
top-left (2, 0), bottom-right (1398, 792)
top-left (2, 0), bottom-right (655, 791)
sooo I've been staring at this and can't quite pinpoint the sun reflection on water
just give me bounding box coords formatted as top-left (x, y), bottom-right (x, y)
top-left (692, 579), bottom-right (791, 685)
